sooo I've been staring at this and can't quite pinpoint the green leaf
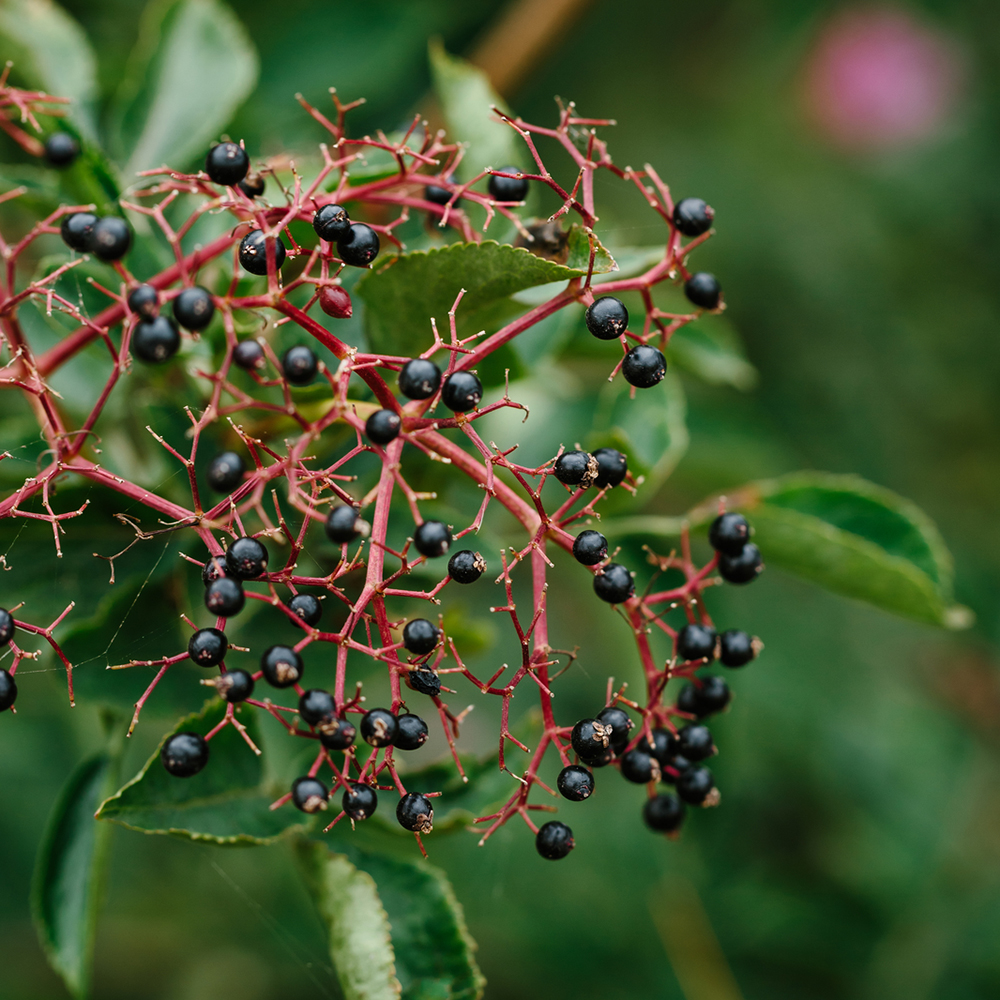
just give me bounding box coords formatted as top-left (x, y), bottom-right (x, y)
top-left (0, 0), bottom-right (99, 141)
top-left (32, 748), bottom-right (121, 999)
top-left (357, 237), bottom-right (616, 356)
top-left (117, 0), bottom-right (258, 177)
top-left (668, 314), bottom-right (758, 391)
top-left (97, 699), bottom-right (309, 844)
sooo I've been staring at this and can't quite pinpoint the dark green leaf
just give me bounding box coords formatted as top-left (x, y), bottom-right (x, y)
top-left (668, 314), bottom-right (758, 391)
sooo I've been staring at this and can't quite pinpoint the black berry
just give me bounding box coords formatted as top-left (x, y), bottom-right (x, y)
top-left (201, 555), bottom-right (228, 586)
top-left (557, 765), bottom-right (594, 801)
top-left (0, 608), bottom-right (14, 646)
top-left (216, 669), bottom-right (254, 703)
top-left (440, 370), bottom-right (483, 413)
top-left (593, 563), bottom-right (634, 604)
top-left (553, 450), bottom-right (597, 488)
top-left (337, 223), bottom-right (380, 267)
top-left (677, 723), bottom-right (715, 761)
top-left (620, 749), bottom-right (661, 784)
top-left (424, 180), bottom-right (455, 205)
top-left (448, 549), bottom-right (486, 583)
top-left (172, 285), bottom-right (215, 331)
top-left (393, 714), bottom-right (429, 751)
top-left (205, 141), bottom-right (249, 186)
top-left (282, 345), bottom-right (318, 385)
top-left (289, 593), bottom-right (322, 628)
top-left (207, 451), bottom-right (245, 493)
top-left (361, 707), bottom-right (398, 747)
top-left (365, 409), bottom-right (401, 446)
top-left (325, 505), bottom-right (364, 544)
top-left (637, 728), bottom-right (676, 766)
top-left (572, 529), bottom-right (607, 566)
top-left (0, 669), bottom-right (17, 711)
top-left (291, 776), bottom-right (328, 813)
top-left (677, 676), bottom-right (731, 718)
top-left (239, 229), bottom-right (286, 275)
top-left (535, 820), bottom-right (574, 860)
top-left (708, 513), bottom-right (750, 555)
top-left (44, 132), bottom-right (79, 167)
top-left (60, 212), bottom-right (97, 251)
top-left (403, 618), bottom-right (440, 656)
top-left (298, 688), bottom-right (336, 726)
top-left (407, 668), bottom-right (442, 697)
top-left (313, 204), bottom-right (350, 241)
top-left (596, 706), bottom-right (634, 750)
top-left (319, 717), bottom-right (356, 751)
top-left (571, 717), bottom-right (611, 757)
top-left (684, 272), bottom-right (721, 310)
top-left (661, 754), bottom-right (692, 784)
top-left (413, 520), bottom-right (451, 558)
top-left (677, 623), bottom-right (717, 662)
top-left (161, 732), bottom-right (209, 777)
top-left (133, 316), bottom-right (180, 363)
top-left (398, 358), bottom-right (441, 400)
top-left (205, 577), bottom-right (244, 617)
top-left (579, 745), bottom-right (614, 768)
top-left (88, 216), bottom-right (131, 261)
top-left (260, 645), bottom-right (303, 688)
top-left (343, 782), bottom-right (378, 820)
top-left (719, 544), bottom-right (764, 584)
top-left (226, 536), bottom-right (268, 579)
top-left (676, 764), bottom-right (715, 805)
top-left (488, 167), bottom-right (528, 202)
top-left (585, 296), bottom-right (629, 340)
top-left (238, 172), bottom-right (265, 198)
top-left (643, 793), bottom-right (686, 832)
top-left (672, 197), bottom-right (714, 237)
top-left (622, 344), bottom-right (666, 388)
top-left (396, 792), bottom-right (434, 833)
top-left (127, 283), bottom-right (158, 319)
top-left (592, 447), bottom-right (627, 488)
top-left (233, 339), bottom-right (265, 370)
top-left (188, 627), bottom-right (228, 667)
top-left (719, 629), bottom-right (758, 667)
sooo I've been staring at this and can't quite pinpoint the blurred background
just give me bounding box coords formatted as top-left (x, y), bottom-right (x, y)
top-left (3, 0), bottom-right (1000, 997)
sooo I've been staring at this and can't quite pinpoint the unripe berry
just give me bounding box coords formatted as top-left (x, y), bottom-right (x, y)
top-left (557, 765), bottom-right (594, 801)
top-left (238, 172), bottom-right (265, 198)
top-left (676, 623), bottom-right (716, 662)
top-left (596, 706), bottom-right (633, 750)
top-left (440, 370), bottom-right (483, 413)
top-left (205, 577), bottom-right (244, 617)
top-left (44, 132), bottom-right (79, 167)
top-left (0, 608), bottom-right (14, 646)
top-left (319, 285), bottom-right (352, 319)
top-left (233, 339), bottom-right (265, 370)
top-left (60, 212), bottom-right (97, 252)
top-left (676, 764), bottom-right (716, 805)
top-left (403, 618), bottom-right (440, 655)
top-left (226, 536), bottom-right (268, 579)
top-left (292, 776), bottom-right (328, 813)
top-left (572, 529), bottom-right (607, 566)
top-left (585, 296), bottom-right (629, 340)
top-left (398, 358), bottom-right (441, 400)
top-left (553, 450), bottom-right (597, 488)
top-left (260, 645), bottom-right (303, 688)
top-left (215, 669), bottom-right (254, 703)
top-left (677, 723), bottom-right (715, 761)
top-left (298, 688), bottom-right (336, 726)
top-left (361, 708), bottom-right (398, 747)
top-left (343, 782), bottom-right (378, 820)
top-left (684, 272), bottom-right (721, 310)
top-left (127, 283), bottom-right (159, 319)
top-left (288, 593), bottom-right (322, 628)
top-left (205, 141), bottom-right (249, 186)
top-left (592, 447), bottom-right (627, 488)
top-left (161, 732), bottom-right (209, 777)
top-left (407, 668), bottom-right (442, 697)
top-left (325, 505), bottom-right (366, 544)
top-left (708, 513), bottom-right (750, 555)
top-left (593, 563), bottom-right (634, 604)
top-left (88, 216), bottom-right (131, 261)
top-left (570, 718), bottom-right (611, 757)
top-left (337, 223), bottom-right (380, 267)
top-left (396, 792), bottom-right (434, 833)
top-left (201, 555), bottom-right (228, 586)
top-left (719, 629), bottom-right (758, 667)
top-left (535, 820), bottom-right (574, 860)
top-left (313, 204), bottom-right (350, 241)
top-left (393, 714), bottom-right (429, 750)
top-left (488, 167), bottom-right (528, 202)
top-left (622, 344), bottom-right (666, 388)
top-left (173, 286), bottom-right (215, 331)
top-left (133, 316), bottom-right (180, 363)
top-left (413, 520), bottom-right (451, 558)
top-left (239, 229), bottom-right (286, 275)
top-left (643, 793), bottom-right (686, 833)
top-left (281, 345), bottom-right (318, 385)
top-left (188, 627), bottom-right (228, 667)
top-left (719, 543), bottom-right (764, 584)
top-left (207, 451), bottom-right (245, 493)
top-left (672, 197), bottom-right (714, 236)
top-left (0, 669), bottom-right (17, 711)
top-left (620, 749), bottom-right (661, 784)
top-left (319, 718), bottom-right (357, 751)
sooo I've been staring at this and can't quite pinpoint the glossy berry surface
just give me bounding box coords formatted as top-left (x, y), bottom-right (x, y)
top-left (312, 204), bottom-right (350, 241)
top-left (557, 765), bottom-right (595, 801)
top-left (88, 216), bottom-right (132, 261)
top-left (672, 197), bottom-right (714, 236)
top-left (571, 718), bottom-right (611, 757)
top-left (579, 745), bottom-right (614, 768)
top-left (201, 554), bottom-right (228, 586)
top-left (676, 764), bottom-right (715, 805)
top-left (719, 543), bottom-right (764, 584)
top-left (233, 339), bottom-right (265, 370)
top-left (226, 536), bottom-right (268, 579)
top-left (440, 370), bottom-right (483, 412)
top-left (684, 272), bottom-right (721, 309)
top-left (398, 358), bottom-right (441, 400)
top-left (585, 296), bottom-right (629, 340)
top-left (677, 724), bottom-right (715, 761)
top-left (326, 505), bottom-right (363, 544)
top-left (403, 618), bottom-right (440, 655)
top-left (319, 285), bottom-right (353, 319)
top-left (343, 782), bottom-right (378, 820)
top-left (187, 627), bottom-right (228, 667)
top-left (622, 344), bottom-right (667, 388)
top-left (365, 409), bottom-right (401, 445)
top-left (620, 748), bottom-right (661, 784)
top-left (488, 167), bottom-right (528, 202)
top-left (289, 593), bottom-right (322, 627)
top-left (677, 676), bottom-right (731, 718)
top-left (638, 728), bottom-right (676, 765)
top-left (0, 669), bottom-right (17, 711)
top-left (282, 345), bottom-right (318, 385)
top-left (218, 669), bottom-right (254, 703)
top-left (596, 706), bottom-right (633, 750)
top-left (238, 172), bottom-right (265, 198)
top-left (0, 608), bottom-right (14, 646)
top-left (535, 820), bottom-right (574, 859)
top-left (239, 229), bottom-right (286, 275)
top-left (677, 623), bottom-right (717, 661)
top-left (553, 450), bottom-right (596, 488)
top-left (133, 316), bottom-right (180, 363)
top-left (573, 529), bottom-right (608, 566)
top-left (592, 448), bottom-right (627, 488)
top-left (205, 577), bottom-right (244, 617)
top-left (127, 283), bottom-right (159, 319)
top-left (448, 549), bottom-right (485, 583)
top-left (337, 223), bottom-right (380, 267)
top-left (319, 718), bottom-right (356, 751)
top-left (207, 451), bottom-right (245, 493)
top-left (593, 563), bottom-right (634, 604)
top-left (413, 520), bottom-right (451, 558)
top-left (45, 132), bottom-right (79, 167)
top-left (643, 793), bottom-right (686, 832)
top-left (260, 645), bottom-right (303, 688)
top-left (161, 732), bottom-right (209, 777)
top-left (396, 792), bottom-right (434, 833)
top-left (662, 754), bottom-right (692, 784)
top-left (298, 688), bottom-right (336, 726)
top-left (720, 629), bottom-right (757, 667)
top-left (361, 708), bottom-right (398, 747)
top-left (393, 714), bottom-right (429, 750)
top-left (172, 286), bottom-right (215, 330)
top-left (60, 212), bottom-right (97, 251)
top-left (205, 142), bottom-right (249, 185)
top-left (708, 513), bottom-right (750, 555)
top-left (292, 776), bottom-right (328, 813)
top-left (407, 668), bottom-right (442, 697)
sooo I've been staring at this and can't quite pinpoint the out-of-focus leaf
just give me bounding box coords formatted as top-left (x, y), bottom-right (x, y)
top-left (97, 699), bottom-right (309, 844)
top-left (669, 314), bottom-right (758, 391)
top-left (117, 0), bottom-right (258, 177)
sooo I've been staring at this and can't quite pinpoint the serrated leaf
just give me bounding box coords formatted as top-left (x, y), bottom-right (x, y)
top-left (668, 314), bottom-right (758, 391)
top-left (97, 699), bottom-right (309, 844)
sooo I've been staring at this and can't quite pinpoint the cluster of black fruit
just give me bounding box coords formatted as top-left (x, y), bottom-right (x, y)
top-left (533, 512), bottom-right (763, 860)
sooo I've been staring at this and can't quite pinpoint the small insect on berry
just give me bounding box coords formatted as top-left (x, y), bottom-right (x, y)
top-left (553, 450), bottom-right (598, 488)
top-left (161, 732), bottom-right (209, 777)
top-left (201, 555), bottom-right (228, 586)
top-left (226, 536), bottom-right (268, 579)
top-left (592, 447), bottom-right (627, 488)
top-left (718, 543), bottom-right (764, 584)
top-left (620, 749), bottom-right (662, 784)
top-left (238, 172), bottom-right (265, 198)
top-left (239, 229), bottom-right (287, 275)
top-left (44, 132), bottom-right (79, 167)
top-left (593, 563), bottom-right (634, 604)
top-left (343, 782), bottom-right (378, 821)
top-left (291, 776), bottom-right (328, 814)
top-left (573, 529), bottom-right (608, 566)
top-left (585, 296), bottom-right (629, 340)
top-left (643, 793), bottom-right (686, 833)
top-left (596, 706), bottom-right (634, 751)
top-left (571, 718), bottom-right (611, 757)
top-left (233, 339), bottom-right (265, 370)
top-left (205, 577), bottom-right (245, 617)
top-left (282, 345), bottom-right (318, 386)
top-left (622, 344), bottom-right (667, 388)
top-left (127, 283), bottom-right (159, 319)
top-left (172, 286), bottom-right (215, 331)
top-left (413, 520), bottom-right (451, 558)
top-left (677, 724), bottom-right (715, 761)
top-left (214, 669), bottom-right (254, 703)
top-left (677, 623), bottom-right (717, 662)
top-left (319, 285), bottom-right (352, 319)
top-left (260, 645), bottom-right (303, 688)
top-left (403, 618), bottom-right (440, 656)
top-left (188, 627), bottom-right (228, 667)
top-left (325, 504), bottom-right (368, 545)
top-left (60, 212), bottom-right (97, 252)
top-left (88, 216), bottom-right (132, 261)
top-left (205, 141), bottom-right (249, 186)
top-left (407, 668), bottom-right (442, 697)
top-left (719, 629), bottom-right (759, 667)
top-left (708, 513), bottom-right (750, 555)
top-left (448, 549), bottom-right (486, 583)
top-left (684, 272), bottom-right (722, 310)
top-left (0, 608), bottom-right (14, 646)
top-left (535, 821), bottom-right (574, 860)
top-left (288, 593), bottom-right (322, 628)
top-left (312, 204), bottom-right (351, 241)
top-left (440, 370), bottom-right (483, 413)
top-left (133, 316), bottom-right (181, 363)
top-left (557, 765), bottom-right (595, 801)
top-left (0, 669), bottom-right (17, 711)
top-left (337, 222), bottom-right (380, 267)
top-left (365, 409), bottom-right (401, 446)
top-left (361, 708), bottom-right (398, 747)
top-left (488, 166), bottom-right (529, 202)
top-left (207, 451), bottom-right (245, 493)
top-left (319, 718), bottom-right (357, 751)
top-left (672, 197), bottom-right (715, 237)
top-left (396, 792), bottom-right (434, 833)
top-left (398, 358), bottom-right (442, 400)
top-left (393, 714), bottom-right (429, 751)
top-left (676, 764), bottom-right (717, 805)
top-left (298, 688), bottom-right (336, 726)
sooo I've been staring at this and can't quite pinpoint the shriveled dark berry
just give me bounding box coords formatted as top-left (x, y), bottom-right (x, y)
top-left (239, 229), bottom-right (286, 275)
top-left (440, 370), bottom-right (483, 412)
top-left (620, 749), bottom-right (661, 784)
top-left (592, 447), bottom-right (627, 488)
top-left (719, 544), bottom-right (764, 584)
top-left (226, 536), bottom-right (268, 579)
top-left (684, 272), bottom-right (721, 309)
top-left (60, 212), bottom-right (97, 251)
top-left (361, 708), bottom-right (398, 747)
top-left (403, 618), bottom-right (440, 656)
top-left (572, 529), bottom-right (607, 566)
top-left (205, 141), bottom-right (249, 186)
top-left (672, 197), bottom-right (714, 237)
top-left (488, 167), bottom-right (528, 202)
top-left (319, 285), bottom-right (352, 318)
top-left (398, 358), bottom-right (441, 400)
top-left (677, 723), bottom-right (715, 761)
top-left (205, 577), bottom-right (244, 617)
top-left (215, 669), bottom-right (254, 703)
top-left (337, 223), bottom-right (380, 267)
top-left (579, 745), bottom-right (614, 768)
top-left (365, 409), bottom-right (401, 446)
top-left (319, 717), bottom-right (356, 751)
top-left (593, 563), bottom-right (634, 604)
top-left (292, 776), bottom-right (328, 813)
top-left (393, 714), bottom-right (429, 751)
top-left (188, 627), bottom-right (228, 667)
top-left (289, 593), bottom-right (322, 628)
top-left (133, 316), bottom-right (180, 363)
top-left (719, 629), bottom-right (758, 667)
top-left (343, 782), bottom-right (377, 820)
top-left (127, 283), bottom-right (158, 319)
top-left (637, 728), bottom-right (676, 766)
top-left (298, 688), bottom-right (336, 726)
top-left (596, 706), bottom-right (633, 751)
top-left (677, 623), bottom-right (717, 662)
top-left (676, 764), bottom-right (716, 805)
top-left (88, 216), bottom-right (131, 261)
top-left (313, 204), bottom-right (350, 241)
top-left (281, 345), bottom-right (318, 385)
top-left (643, 793), bottom-right (686, 832)
top-left (201, 555), bottom-right (228, 586)
top-left (708, 513), bottom-right (750, 555)
top-left (161, 732), bottom-right (208, 777)
top-left (622, 344), bottom-right (666, 388)
top-left (571, 718), bottom-right (611, 758)
top-left (0, 669), bottom-right (17, 711)
top-left (0, 608), bottom-right (14, 646)
top-left (325, 505), bottom-right (365, 544)
top-left (585, 296), bottom-right (629, 340)
top-left (535, 820), bottom-right (574, 859)
top-left (553, 450), bottom-right (597, 488)
top-left (44, 132), bottom-right (79, 167)
top-left (260, 645), bottom-right (303, 688)
top-left (407, 668), bottom-right (442, 697)
top-left (448, 549), bottom-right (485, 584)
top-left (396, 792), bottom-right (434, 833)
top-left (207, 451), bottom-right (245, 493)
top-left (557, 765), bottom-right (594, 801)
top-left (173, 285), bottom-right (215, 331)
top-left (238, 172), bottom-right (265, 198)
top-left (413, 520), bottom-right (451, 558)
top-left (233, 339), bottom-right (265, 370)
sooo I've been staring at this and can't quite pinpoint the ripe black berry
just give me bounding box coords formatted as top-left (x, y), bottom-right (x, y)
top-left (205, 577), bottom-right (244, 617)
top-left (292, 776), bottom-right (328, 813)
top-left (133, 316), bottom-right (180, 363)
top-left (281, 345), bottom-right (318, 386)
top-left (448, 549), bottom-right (486, 583)
top-left (637, 728), bottom-right (676, 765)
top-left (585, 296), bottom-right (629, 340)
top-left (207, 451), bottom-right (245, 493)
top-left (661, 754), bottom-right (692, 784)
top-left (719, 543), bottom-right (764, 584)
top-left (592, 447), bottom-right (627, 488)
top-left (289, 593), bottom-right (322, 628)
top-left (319, 717), bottom-right (356, 751)
top-left (398, 358), bottom-right (441, 400)
top-left (60, 212), bottom-right (97, 251)
top-left (319, 285), bottom-right (352, 318)
top-left (719, 629), bottom-right (758, 667)
top-left (325, 505), bottom-right (364, 544)
top-left (226, 536), bottom-right (268, 579)
top-left (676, 764), bottom-right (715, 805)
top-left (596, 706), bottom-right (634, 750)
top-left (535, 820), bottom-right (574, 860)
top-left (622, 344), bottom-right (666, 388)
top-left (407, 668), bottom-right (442, 697)
top-left (572, 529), bottom-right (607, 566)
top-left (238, 172), bottom-right (265, 198)
top-left (217, 669), bottom-right (254, 703)
top-left (643, 793), bottom-right (686, 833)
top-left (440, 370), bottom-right (483, 412)
top-left (571, 718), bottom-right (611, 757)
top-left (201, 554), bottom-right (228, 586)
top-left (557, 765), bottom-right (594, 801)
top-left (365, 409), bottom-right (401, 446)
top-left (677, 623), bottom-right (717, 662)
top-left (343, 782), bottom-right (377, 820)
top-left (403, 618), bottom-right (440, 656)
top-left (672, 197), bottom-right (714, 237)
top-left (393, 714), bottom-right (429, 751)
top-left (361, 707), bottom-right (398, 747)
top-left (233, 339), bottom-right (265, 370)
top-left (337, 223), bottom-right (380, 267)
top-left (205, 141), bottom-right (249, 186)
top-left (579, 745), bottom-right (614, 768)
top-left (172, 285), bottom-right (215, 331)
top-left (313, 204), bottom-right (350, 241)
top-left (620, 749), bottom-right (661, 784)
top-left (127, 283), bottom-right (158, 319)
top-left (708, 513), bottom-right (750, 555)
top-left (684, 272), bottom-right (721, 310)
top-left (396, 792), bottom-right (434, 833)
top-left (188, 627), bottom-right (228, 667)
top-left (0, 669), bottom-right (17, 711)
top-left (424, 180), bottom-right (454, 205)
top-left (553, 450), bottom-right (597, 488)
top-left (239, 229), bottom-right (286, 275)
top-left (593, 563), bottom-right (634, 604)
top-left (161, 732), bottom-right (209, 777)
top-left (260, 645), bottom-right (303, 688)
top-left (298, 688), bottom-right (336, 726)
top-left (88, 216), bottom-right (131, 261)
top-left (488, 167), bottom-right (528, 202)
top-left (677, 676), bottom-right (731, 718)
top-left (677, 724), bottom-right (715, 761)
top-left (0, 608), bottom-right (14, 646)
top-left (44, 132), bottom-right (79, 167)
top-left (413, 520), bottom-right (451, 558)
